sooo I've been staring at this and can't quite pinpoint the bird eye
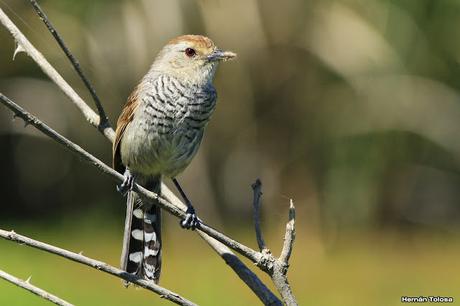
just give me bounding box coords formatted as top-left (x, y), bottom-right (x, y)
top-left (185, 48), bottom-right (196, 57)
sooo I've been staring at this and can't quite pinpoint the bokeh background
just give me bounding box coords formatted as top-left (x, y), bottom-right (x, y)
top-left (1, 0), bottom-right (460, 305)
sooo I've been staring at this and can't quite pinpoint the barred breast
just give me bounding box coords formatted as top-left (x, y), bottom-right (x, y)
top-left (120, 74), bottom-right (217, 178)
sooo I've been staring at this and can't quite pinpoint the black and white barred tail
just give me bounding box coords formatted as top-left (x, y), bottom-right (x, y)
top-left (120, 177), bottom-right (162, 284)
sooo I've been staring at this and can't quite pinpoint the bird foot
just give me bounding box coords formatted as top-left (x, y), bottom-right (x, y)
top-left (117, 170), bottom-right (135, 195)
top-left (180, 206), bottom-right (200, 230)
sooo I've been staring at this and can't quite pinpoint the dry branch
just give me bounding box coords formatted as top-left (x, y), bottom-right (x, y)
top-left (28, 0), bottom-right (110, 131)
top-left (0, 229), bottom-right (196, 306)
top-left (252, 179), bottom-right (268, 253)
top-left (162, 186), bottom-right (282, 306)
top-left (280, 200), bottom-right (296, 265)
top-left (251, 181), bottom-right (298, 305)
top-left (0, 269), bottom-right (73, 306)
top-left (0, 7), bottom-right (114, 141)
top-left (271, 200), bottom-right (297, 305)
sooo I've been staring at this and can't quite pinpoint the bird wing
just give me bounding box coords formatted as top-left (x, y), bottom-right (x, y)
top-left (113, 86), bottom-right (140, 173)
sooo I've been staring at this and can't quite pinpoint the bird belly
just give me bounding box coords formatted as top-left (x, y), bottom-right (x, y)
top-left (120, 116), bottom-right (203, 178)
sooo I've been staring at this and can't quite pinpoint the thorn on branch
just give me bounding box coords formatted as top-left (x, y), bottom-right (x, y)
top-left (0, 269), bottom-right (73, 306)
top-left (13, 41), bottom-right (25, 60)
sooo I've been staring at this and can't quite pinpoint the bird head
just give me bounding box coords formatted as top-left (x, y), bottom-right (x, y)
top-left (151, 35), bottom-right (236, 85)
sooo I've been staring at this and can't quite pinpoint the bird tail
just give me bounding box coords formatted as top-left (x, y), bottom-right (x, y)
top-left (120, 177), bottom-right (162, 284)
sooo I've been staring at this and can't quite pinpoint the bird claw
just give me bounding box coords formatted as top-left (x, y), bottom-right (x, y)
top-left (117, 171), bottom-right (135, 196)
top-left (180, 207), bottom-right (200, 230)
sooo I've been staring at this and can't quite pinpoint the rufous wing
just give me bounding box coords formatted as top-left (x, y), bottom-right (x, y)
top-left (113, 86), bottom-right (140, 173)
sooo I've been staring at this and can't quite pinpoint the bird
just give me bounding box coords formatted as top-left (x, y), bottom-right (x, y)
top-left (112, 34), bottom-right (236, 284)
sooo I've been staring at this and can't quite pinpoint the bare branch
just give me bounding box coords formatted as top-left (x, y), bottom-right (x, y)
top-left (280, 199), bottom-right (296, 265)
top-left (271, 267), bottom-right (297, 306)
top-left (252, 179), bottom-right (268, 252)
top-left (162, 186), bottom-right (282, 306)
top-left (0, 269), bottom-right (73, 306)
top-left (0, 7), bottom-right (114, 141)
top-left (271, 199), bottom-right (297, 305)
top-left (249, 181), bottom-right (298, 305)
top-left (0, 229), bottom-right (196, 306)
top-left (28, 0), bottom-right (110, 130)
top-left (200, 233), bottom-right (282, 306)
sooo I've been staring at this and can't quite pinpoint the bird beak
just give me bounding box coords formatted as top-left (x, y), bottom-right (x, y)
top-left (208, 49), bottom-right (237, 62)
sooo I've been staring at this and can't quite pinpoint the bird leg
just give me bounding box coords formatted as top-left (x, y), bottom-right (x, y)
top-left (172, 178), bottom-right (200, 230)
top-left (117, 168), bottom-right (135, 195)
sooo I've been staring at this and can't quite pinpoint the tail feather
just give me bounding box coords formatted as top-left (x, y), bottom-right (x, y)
top-left (121, 177), bottom-right (162, 284)
top-left (142, 204), bottom-right (162, 281)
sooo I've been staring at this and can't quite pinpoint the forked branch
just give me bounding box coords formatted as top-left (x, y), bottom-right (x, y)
top-left (252, 181), bottom-right (298, 305)
top-left (28, 0), bottom-right (110, 131)
top-left (0, 7), bottom-right (114, 141)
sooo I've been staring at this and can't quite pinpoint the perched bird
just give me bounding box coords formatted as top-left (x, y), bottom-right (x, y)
top-left (112, 35), bottom-right (236, 284)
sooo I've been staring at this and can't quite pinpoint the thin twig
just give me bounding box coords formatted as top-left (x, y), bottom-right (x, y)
top-left (200, 234), bottom-right (282, 306)
top-left (0, 269), bottom-right (73, 306)
top-left (28, 0), bottom-right (110, 130)
top-left (271, 199), bottom-right (298, 306)
top-left (250, 180), bottom-right (298, 305)
top-left (252, 179), bottom-right (268, 252)
top-left (280, 199), bottom-right (296, 265)
top-left (0, 229), bottom-right (196, 306)
top-left (0, 7), bottom-right (114, 141)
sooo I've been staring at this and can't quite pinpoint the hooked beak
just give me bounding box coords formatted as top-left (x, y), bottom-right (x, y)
top-left (207, 49), bottom-right (237, 62)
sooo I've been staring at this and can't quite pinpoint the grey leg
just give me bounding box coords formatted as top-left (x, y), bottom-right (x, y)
top-left (172, 178), bottom-right (199, 230)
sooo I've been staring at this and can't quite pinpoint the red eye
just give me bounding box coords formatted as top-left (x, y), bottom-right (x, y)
top-left (185, 48), bottom-right (196, 57)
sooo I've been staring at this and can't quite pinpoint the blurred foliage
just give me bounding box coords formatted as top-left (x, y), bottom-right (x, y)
top-left (1, 0), bottom-right (460, 305)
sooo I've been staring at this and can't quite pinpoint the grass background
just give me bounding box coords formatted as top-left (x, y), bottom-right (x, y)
top-left (1, 212), bottom-right (459, 306)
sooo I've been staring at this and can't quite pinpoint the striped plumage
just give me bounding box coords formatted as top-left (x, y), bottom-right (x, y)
top-left (119, 74), bottom-right (216, 178)
top-left (113, 35), bottom-right (235, 284)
